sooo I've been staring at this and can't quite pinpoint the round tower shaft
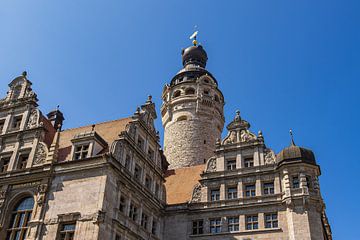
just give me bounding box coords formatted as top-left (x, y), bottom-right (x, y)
top-left (161, 42), bottom-right (225, 169)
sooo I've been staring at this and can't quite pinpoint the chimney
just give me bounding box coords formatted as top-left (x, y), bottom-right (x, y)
top-left (47, 106), bottom-right (64, 131)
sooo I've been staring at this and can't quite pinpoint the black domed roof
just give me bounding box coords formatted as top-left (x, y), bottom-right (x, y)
top-left (277, 144), bottom-right (316, 166)
top-left (182, 45), bottom-right (208, 68)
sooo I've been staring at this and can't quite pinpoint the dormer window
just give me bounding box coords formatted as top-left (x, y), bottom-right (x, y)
top-left (0, 155), bottom-right (11, 173)
top-left (12, 115), bottom-right (22, 130)
top-left (12, 85), bottom-right (22, 99)
top-left (73, 144), bottom-right (89, 160)
top-left (71, 129), bottom-right (107, 161)
top-left (17, 153), bottom-right (29, 169)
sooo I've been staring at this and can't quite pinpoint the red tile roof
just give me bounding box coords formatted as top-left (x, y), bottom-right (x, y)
top-left (164, 164), bottom-right (205, 205)
top-left (57, 117), bottom-right (132, 161)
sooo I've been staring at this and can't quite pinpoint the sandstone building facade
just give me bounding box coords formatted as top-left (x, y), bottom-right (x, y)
top-left (0, 40), bottom-right (332, 240)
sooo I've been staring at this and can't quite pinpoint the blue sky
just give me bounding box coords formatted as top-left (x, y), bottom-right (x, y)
top-left (1, 0), bottom-right (359, 238)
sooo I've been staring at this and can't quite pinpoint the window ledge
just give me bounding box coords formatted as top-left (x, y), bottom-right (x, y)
top-left (189, 227), bottom-right (282, 238)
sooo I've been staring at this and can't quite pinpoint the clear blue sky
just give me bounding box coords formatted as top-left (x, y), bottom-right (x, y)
top-left (1, 0), bottom-right (359, 238)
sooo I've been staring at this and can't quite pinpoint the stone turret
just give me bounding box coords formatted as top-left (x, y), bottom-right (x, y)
top-left (161, 41), bottom-right (225, 169)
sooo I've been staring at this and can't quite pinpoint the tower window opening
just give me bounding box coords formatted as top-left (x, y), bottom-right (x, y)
top-left (185, 88), bottom-right (195, 95)
top-left (204, 79), bottom-right (210, 84)
top-left (203, 90), bottom-right (209, 95)
top-left (177, 116), bottom-right (188, 122)
top-left (173, 90), bottom-right (181, 98)
top-left (214, 95), bottom-right (220, 102)
top-left (204, 140), bottom-right (206, 144)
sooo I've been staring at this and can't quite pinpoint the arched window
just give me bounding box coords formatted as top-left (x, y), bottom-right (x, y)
top-left (6, 197), bottom-right (34, 240)
top-left (185, 88), bottom-right (195, 95)
top-left (12, 85), bottom-right (22, 99)
top-left (214, 95), bottom-right (220, 103)
top-left (177, 116), bottom-right (188, 122)
top-left (173, 90), bottom-right (181, 98)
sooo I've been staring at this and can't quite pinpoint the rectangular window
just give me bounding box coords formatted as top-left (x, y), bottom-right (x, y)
top-left (73, 144), bottom-right (89, 160)
top-left (306, 175), bottom-right (312, 189)
top-left (265, 213), bottom-right (278, 228)
top-left (124, 155), bottom-right (131, 170)
top-left (292, 176), bottom-right (300, 189)
top-left (119, 195), bottom-right (127, 213)
top-left (245, 184), bottom-right (256, 197)
top-left (17, 153), bottom-right (29, 170)
top-left (0, 156), bottom-right (11, 173)
top-left (228, 217), bottom-right (239, 232)
top-left (226, 160), bottom-right (236, 170)
top-left (192, 220), bottom-right (203, 235)
top-left (134, 164), bottom-right (142, 182)
top-left (58, 222), bottom-right (76, 240)
top-left (263, 182), bottom-right (275, 195)
top-left (145, 175), bottom-right (152, 190)
top-left (129, 202), bottom-right (138, 221)
top-left (141, 213), bottom-right (148, 229)
top-left (0, 119), bottom-right (5, 133)
top-left (12, 116), bottom-right (22, 130)
top-left (227, 187), bottom-right (238, 199)
top-left (244, 157), bottom-right (254, 168)
top-left (152, 219), bottom-right (158, 235)
top-left (245, 215), bottom-right (258, 230)
top-left (155, 183), bottom-right (160, 197)
top-left (137, 136), bottom-right (144, 150)
top-left (210, 189), bottom-right (220, 201)
top-left (147, 148), bottom-right (155, 161)
top-left (209, 218), bottom-right (221, 234)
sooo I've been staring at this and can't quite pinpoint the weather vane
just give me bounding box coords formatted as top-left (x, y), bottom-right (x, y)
top-left (189, 30), bottom-right (198, 46)
top-left (289, 129), bottom-right (296, 146)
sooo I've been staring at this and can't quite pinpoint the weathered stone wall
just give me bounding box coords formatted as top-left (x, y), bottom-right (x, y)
top-left (164, 116), bottom-right (221, 169)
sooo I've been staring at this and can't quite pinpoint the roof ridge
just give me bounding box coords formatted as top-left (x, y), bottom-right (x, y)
top-left (61, 117), bottom-right (132, 132)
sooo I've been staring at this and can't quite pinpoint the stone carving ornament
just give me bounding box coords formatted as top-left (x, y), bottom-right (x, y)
top-left (111, 140), bottom-right (124, 162)
top-left (206, 157), bottom-right (217, 172)
top-left (36, 184), bottom-right (48, 206)
top-left (264, 148), bottom-right (276, 164)
top-left (190, 183), bottom-right (202, 203)
top-left (33, 142), bottom-right (48, 165)
top-left (240, 130), bottom-right (257, 142)
top-left (26, 109), bottom-right (39, 129)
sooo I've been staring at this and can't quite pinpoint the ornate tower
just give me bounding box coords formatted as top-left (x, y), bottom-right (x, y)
top-left (161, 37), bottom-right (225, 169)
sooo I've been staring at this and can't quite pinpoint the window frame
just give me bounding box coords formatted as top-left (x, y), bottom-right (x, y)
top-left (292, 176), bottom-right (300, 189)
top-left (209, 218), bottom-right (222, 234)
top-left (264, 213), bottom-right (278, 229)
top-left (192, 219), bottom-right (204, 235)
top-left (210, 189), bottom-right (220, 201)
top-left (227, 216), bottom-right (239, 232)
top-left (73, 143), bottom-right (90, 160)
top-left (226, 159), bottom-right (236, 171)
top-left (244, 157), bottom-right (254, 168)
top-left (245, 184), bottom-right (256, 197)
top-left (57, 222), bottom-right (76, 240)
top-left (263, 182), bottom-right (275, 195)
top-left (227, 187), bottom-right (238, 200)
top-left (245, 215), bottom-right (258, 230)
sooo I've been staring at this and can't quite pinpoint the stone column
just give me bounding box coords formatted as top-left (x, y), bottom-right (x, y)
top-left (256, 177), bottom-right (262, 197)
top-left (220, 183), bottom-right (226, 201)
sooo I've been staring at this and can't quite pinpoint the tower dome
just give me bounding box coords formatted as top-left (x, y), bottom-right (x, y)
top-left (182, 45), bottom-right (208, 68)
top-left (161, 37), bottom-right (225, 169)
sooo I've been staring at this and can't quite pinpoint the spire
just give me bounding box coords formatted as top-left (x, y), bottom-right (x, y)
top-left (289, 129), bottom-right (296, 146)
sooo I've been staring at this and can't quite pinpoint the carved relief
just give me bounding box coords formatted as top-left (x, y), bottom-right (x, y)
top-left (240, 129), bottom-right (257, 142)
top-left (111, 140), bottom-right (124, 162)
top-left (264, 148), bottom-right (276, 164)
top-left (190, 183), bottom-right (202, 203)
top-left (33, 142), bottom-right (48, 165)
top-left (36, 184), bottom-right (48, 206)
top-left (223, 131), bottom-right (237, 144)
top-left (206, 157), bottom-right (217, 172)
top-left (26, 109), bottom-right (39, 129)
